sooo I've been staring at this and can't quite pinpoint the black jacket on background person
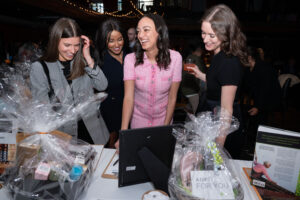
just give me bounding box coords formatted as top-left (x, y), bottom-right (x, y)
top-left (243, 60), bottom-right (282, 112)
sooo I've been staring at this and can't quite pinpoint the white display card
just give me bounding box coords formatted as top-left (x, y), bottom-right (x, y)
top-left (191, 170), bottom-right (234, 199)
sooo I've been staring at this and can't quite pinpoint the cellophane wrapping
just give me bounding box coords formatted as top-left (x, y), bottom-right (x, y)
top-left (2, 134), bottom-right (97, 200)
top-left (0, 65), bottom-right (107, 133)
top-left (168, 108), bottom-right (244, 200)
top-left (0, 63), bottom-right (106, 200)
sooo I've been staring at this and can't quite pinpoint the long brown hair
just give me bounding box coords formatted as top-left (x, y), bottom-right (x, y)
top-left (202, 4), bottom-right (249, 66)
top-left (135, 13), bottom-right (171, 70)
top-left (42, 17), bottom-right (85, 79)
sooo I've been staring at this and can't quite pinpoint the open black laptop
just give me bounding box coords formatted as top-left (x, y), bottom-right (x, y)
top-left (118, 125), bottom-right (176, 192)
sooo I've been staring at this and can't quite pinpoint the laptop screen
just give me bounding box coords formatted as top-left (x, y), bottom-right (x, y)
top-left (118, 125), bottom-right (176, 188)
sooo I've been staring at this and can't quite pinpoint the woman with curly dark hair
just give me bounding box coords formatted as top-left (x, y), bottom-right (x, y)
top-left (118, 13), bottom-right (182, 136)
top-left (187, 4), bottom-right (249, 158)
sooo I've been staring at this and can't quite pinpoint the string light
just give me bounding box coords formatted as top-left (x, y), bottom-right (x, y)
top-left (59, 0), bottom-right (162, 18)
top-left (129, 0), bottom-right (144, 16)
top-left (106, 10), bottom-right (120, 14)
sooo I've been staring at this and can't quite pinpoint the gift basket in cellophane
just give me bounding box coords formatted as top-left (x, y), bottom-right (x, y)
top-left (168, 108), bottom-right (244, 200)
top-left (0, 66), bottom-right (107, 200)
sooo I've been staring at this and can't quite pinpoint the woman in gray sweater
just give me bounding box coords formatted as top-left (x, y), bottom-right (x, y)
top-left (30, 17), bottom-right (109, 144)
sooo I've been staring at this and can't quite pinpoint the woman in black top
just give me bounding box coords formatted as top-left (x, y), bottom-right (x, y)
top-left (94, 19), bottom-right (128, 148)
top-left (187, 4), bottom-right (249, 159)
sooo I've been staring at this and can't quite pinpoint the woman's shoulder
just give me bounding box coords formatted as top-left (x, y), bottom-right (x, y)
top-left (31, 60), bottom-right (42, 66)
top-left (218, 52), bottom-right (240, 66)
top-left (169, 49), bottom-right (182, 58)
top-left (32, 60), bottom-right (61, 69)
top-left (30, 61), bottom-right (45, 78)
top-left (125, 52), bottom-right (135, 58)
top-left (124, 52), bottom-right (136, 62)
top-left (32, 60), bottom-right (57, 65)
top-left (31, 60), bottom-right (62, 75)
top-left (31, 60), bottom-right (46, 71)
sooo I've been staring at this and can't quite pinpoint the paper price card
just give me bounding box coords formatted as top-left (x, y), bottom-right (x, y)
top-left (191, 170), bottom-right (234, 199)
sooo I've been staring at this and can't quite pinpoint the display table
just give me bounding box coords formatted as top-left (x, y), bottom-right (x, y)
top-left (81, 146), bottom-right (154, 200)
top-left (0, 146), bottom-right (259, 200)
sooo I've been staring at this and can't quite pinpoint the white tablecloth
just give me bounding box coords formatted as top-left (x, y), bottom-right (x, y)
top-left (0, 146), bottom-right (259, 200)
top-left (81, 146), bottom-right (154, 200)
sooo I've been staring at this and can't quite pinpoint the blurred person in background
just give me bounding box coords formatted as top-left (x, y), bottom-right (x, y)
top-left (127, 27), bottom-right (137, 52)
top-left (243, 46), bottom-right (281, 127)
top-left (282, 55), bottom-right (298, 76)
top-left (16, 41), bottom-right (43, 63)
top-left (257, 47), bottom-right (264, 61)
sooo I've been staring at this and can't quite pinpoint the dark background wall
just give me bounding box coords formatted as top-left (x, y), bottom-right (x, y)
top-left (0, 0), bottom-right (299, 62)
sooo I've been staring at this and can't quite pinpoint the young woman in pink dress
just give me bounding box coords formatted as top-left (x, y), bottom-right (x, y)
top-left (115, 13), bottom-right (182, 149)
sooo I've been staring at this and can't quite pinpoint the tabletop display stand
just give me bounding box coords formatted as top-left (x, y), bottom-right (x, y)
top-left (137, 146), bottom-right (171, 194)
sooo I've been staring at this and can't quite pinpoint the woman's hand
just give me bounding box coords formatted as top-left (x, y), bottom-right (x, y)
top-left (187, 65), bottom-right (206, 82)
top-left (81, 35), bottom-right (94, 68)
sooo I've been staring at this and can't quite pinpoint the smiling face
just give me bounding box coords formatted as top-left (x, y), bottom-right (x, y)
top-left (58, 37), bottom-right (80, 61)
top-left (107, 30), bottom-right (124, 56)
top-left (201, 21), bottom-right (222, 54)
top-left (137, 17), bottom-right (159, 52)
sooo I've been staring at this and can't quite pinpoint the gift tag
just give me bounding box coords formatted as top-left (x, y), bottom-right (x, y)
top-left (191, 170), bottom-right (234, 199)
top-left (74, 154), bottom-right (85, 165)
top-left (35, 162), bottom-right (51, 180)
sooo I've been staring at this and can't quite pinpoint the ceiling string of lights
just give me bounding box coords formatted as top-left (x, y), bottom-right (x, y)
top-left (129, 0), bottom-right (144, 16)
top-left (60, 0), bottom-right (163, 18)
